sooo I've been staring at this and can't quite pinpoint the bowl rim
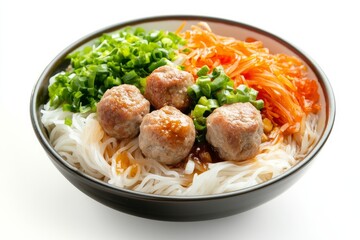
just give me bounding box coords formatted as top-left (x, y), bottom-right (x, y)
top-left (30, 15), bottom-right (336, 201)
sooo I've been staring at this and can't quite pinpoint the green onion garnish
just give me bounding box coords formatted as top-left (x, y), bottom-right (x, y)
top-left (48, 27), bottom-right (186, 114)
top-left (187, 66), bottom-right (264, 141)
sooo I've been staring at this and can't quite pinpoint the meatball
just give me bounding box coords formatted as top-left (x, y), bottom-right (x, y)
top-left (144, 65), bottom-right (194, 112)
top-left (139, 106), bottom-right (196, 165)
top-left (97, 84), bottom-right (150, 139)
top-left (206, 102), bottom-right (263, 161)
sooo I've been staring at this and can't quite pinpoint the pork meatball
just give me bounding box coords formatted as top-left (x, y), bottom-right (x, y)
top-left (97, 84), bottom-right (150, 139)
top-left (144, 65), bottom-right (194, 112)
top-left (206, 102), bottom-right (263, 161)
top-left (139, 106), bottom-right (196, 165)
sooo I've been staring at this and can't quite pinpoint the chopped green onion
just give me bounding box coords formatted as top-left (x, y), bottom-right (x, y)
top-left (198, 96), bottom-right (209, 106)
top-left (151, 48), bottom-right (168, 61)
top-left (197, 65), bottom-right (210, 77)
top-left (122, 70), bottom-right (139, 84)
top-left (197, 76), bottom-right (211, 85)
top-left (193, 104), bottom-right (210, 118)
top-left (251, 99), bottom-right (264, 110)
top-left (187, 66), bottom-right (264, 142)
top-left (236, 93), bottom-right (250, 103)
top-left (181, 48), bottom-right (191, 54)
top-left (187, 85), bottom-right (201, 100)
top-left (210, 72), bottom-right (230, 91)
top-left (193, 118), bottom-right (207, 131)
top-left (236, 84), bottom-right (248, 95)
top-left (64, 116), bottom-right (72, 126)
top-left (62, 104), bottom-right (73, 112)
top-left (48, 26), bottom-right (186, 115)
top-left (226, 94), bottom-right (241, 104)
top-left (148, 58), bottom-right (170, 72)
top-left (207, 99), bottom-right (219, 109)
top-left (249, 89), bottom-right (258, 101)
top-left (216, 89), bottom-right (231, 105)
top-left (209, 66), bottom-right (222, 79)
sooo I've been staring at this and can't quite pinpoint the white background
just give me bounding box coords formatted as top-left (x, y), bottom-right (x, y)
top-left (0, 0), bottom-right (358, 239)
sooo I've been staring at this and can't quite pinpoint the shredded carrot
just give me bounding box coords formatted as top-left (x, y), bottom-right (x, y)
top-left (177, 22), bottom-right (320, 134)
top-left (175, 21), bottom-right (187, 35)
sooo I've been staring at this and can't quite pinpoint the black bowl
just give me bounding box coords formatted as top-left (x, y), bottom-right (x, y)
top-left (30, 15), bottom-right (335, 221)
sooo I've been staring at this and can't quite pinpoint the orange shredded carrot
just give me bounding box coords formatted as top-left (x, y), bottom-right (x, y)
top-left (177, 22), bottom-right (320, 134)
top-left (175, 21), bottom-right (187, 35)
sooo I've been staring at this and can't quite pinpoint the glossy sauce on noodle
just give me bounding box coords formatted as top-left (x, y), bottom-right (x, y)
top-left (174, 142), bottom-right (224, 173)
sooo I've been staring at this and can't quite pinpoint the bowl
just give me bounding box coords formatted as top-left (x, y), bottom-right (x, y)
top-left (30, 15), bottom-right (335, 221)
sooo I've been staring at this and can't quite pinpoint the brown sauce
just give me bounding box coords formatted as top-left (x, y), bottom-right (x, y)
top-left (189, 142), bottom-right (223, 164)
top-left (158, 117), bottom-right (189, 144)
top-left (173, 141), bottom-right (225, 174)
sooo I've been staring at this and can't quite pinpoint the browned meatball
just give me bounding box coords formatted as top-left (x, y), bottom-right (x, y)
top-left (144, 65), bottom-right (194, 112)
top-left (206, 102), bottom-right (263, 161)
top-left (97, 84), bottom-right (150, 139)
top-left (139, 106), bottom-right (196, 165)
